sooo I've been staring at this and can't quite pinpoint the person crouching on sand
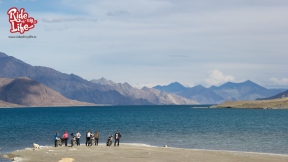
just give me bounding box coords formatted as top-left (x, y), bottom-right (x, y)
top-left (114, 130), bottom-right (121, 146)
top-left (62, 131), bottom-right (69, 146)
top-left (94, 131), bottom-right (100, 146)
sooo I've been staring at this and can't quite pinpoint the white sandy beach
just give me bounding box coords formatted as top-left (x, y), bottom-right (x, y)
top-left (3, 143), bottom-right (288, 162)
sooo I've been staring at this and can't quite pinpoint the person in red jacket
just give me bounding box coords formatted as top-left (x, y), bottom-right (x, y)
top-left (62, 131), bottom-right (69, 146)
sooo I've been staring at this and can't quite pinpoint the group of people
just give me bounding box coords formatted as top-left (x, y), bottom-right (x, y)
top-left (85, 130), bottom-right (100, 146)
top-left (54, 130), bottom-right (121, 147)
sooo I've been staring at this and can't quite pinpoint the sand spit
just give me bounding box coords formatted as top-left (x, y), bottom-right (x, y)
top-left (211, 97), bottom-right (288, 109)
top-left (3, 144), bottom-right (288, 162)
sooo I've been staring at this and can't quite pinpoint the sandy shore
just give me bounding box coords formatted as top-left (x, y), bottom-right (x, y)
top-left (3, 143), bottom-right (288, 162)
top-left (210, 97), bottom-right (288, 109)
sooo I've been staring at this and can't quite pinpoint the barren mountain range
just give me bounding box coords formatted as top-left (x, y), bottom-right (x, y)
top-left (154, 81), bottom-right (286, 104)
top-left (91, 78), bottom-right (197, 105)
top-left (0, 52), bottom-right (286, 107)
top-left (0, 52), bottom-right (197, 106)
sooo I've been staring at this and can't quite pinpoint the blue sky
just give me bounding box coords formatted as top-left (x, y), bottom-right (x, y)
top-left (0, 0), bottom-right (288, 88)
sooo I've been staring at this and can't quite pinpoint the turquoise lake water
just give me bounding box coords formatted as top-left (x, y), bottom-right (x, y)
top-left (0, 105), bottom-right (288, 161)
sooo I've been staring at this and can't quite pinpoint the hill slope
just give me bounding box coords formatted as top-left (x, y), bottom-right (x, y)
top-left (257, 90), bottom-right (288, 100)
top-left (0, 77), bottom-right (94, 107)
top-left (210, 98), bottom-right (288, 109)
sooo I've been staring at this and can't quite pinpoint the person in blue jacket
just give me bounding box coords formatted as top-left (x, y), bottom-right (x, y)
top-left (54, 132), bottom-right (60, 147)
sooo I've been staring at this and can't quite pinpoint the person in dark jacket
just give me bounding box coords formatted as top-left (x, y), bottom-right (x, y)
top-left (114, 130), bottom-right (121, 146)
top-left (86, 130), bottom-right (91, 146)
top-left (54, 132), bottom-right (59, 147)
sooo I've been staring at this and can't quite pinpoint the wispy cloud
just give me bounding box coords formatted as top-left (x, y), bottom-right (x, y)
top-left (205, 69), bottom-right (235, 86)
top-left (107, 10), bottom-right (129, 16)
top-left (44, 24), bottom-right (69, 31)
top-left (134, 82), bottom-right (158, 89)
top-left (42, 17), bottom-right (97, 23)
top-left (265, 71), bottom-right (274, 75)
top-left (0, 0), bottom-right (3, 3)
top-left (169, 54), bottom-right (188, 58)
top-left (269, 77), bottom-right (288, 86)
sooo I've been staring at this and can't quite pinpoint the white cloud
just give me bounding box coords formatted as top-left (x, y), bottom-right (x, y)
top-left (107, 10), bottom-right (129, 16)
top-left (205, 69), bottom-right (235, 86)
top-left (169, 54), bottom-right (188, 58)
top-left (2, 0), bottom-right (288, 88)
top-left (269, 77), bottom-right (288, 86)
top-left (133, 82), bottom-right (157, 89)
top-left (44, 24), bottom-right (69, 31)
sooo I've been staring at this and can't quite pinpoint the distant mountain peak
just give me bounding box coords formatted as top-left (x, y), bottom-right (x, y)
top-left (194, 85), bottom-right (206, 89)
top-left (217, 80), bottom-right (265, 89)
top-left (123, 82), bottom-right (130, 86)
top-left (0, 52), bottom-right (8, 58)
top-left (100, 77), bottom-right (107, 81)
top-left (244, 80), bottom-right (255, 84)
top-left (168, 82), bottom-right (183, 86)
top-left (153, 81), bottom-right (186, 93)
top-left (90, 77), bottom-right (115, 85)
top-left (141, 86), bottom-right (150, 91)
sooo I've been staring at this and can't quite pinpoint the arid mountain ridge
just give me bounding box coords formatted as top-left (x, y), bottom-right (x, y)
top-left (91, 78), bottom-right (197, 105)
top-left (0, 52), bottom-right (197, 106)
top-left (154, 81), bottom-right (287, 104)
top-left (0, 52), bottom-right (286, 107)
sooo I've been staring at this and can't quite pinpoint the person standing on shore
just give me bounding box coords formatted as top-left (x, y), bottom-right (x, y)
top-left (54, 132), bottom-right (60, 147)
top-left (86, 130), bottom-right (91, 146)
top-left (76, 131), bottom-right (81, 146)
top-left (94, 131), bottom-right (100, 146)
top-left (62, 131), bottom-right (69, 147)
top-left (114, 130), bottom-right (121, 146)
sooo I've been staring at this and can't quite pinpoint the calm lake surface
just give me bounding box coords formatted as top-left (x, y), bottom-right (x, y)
top-left (0, 105), bottom-right (288, 161)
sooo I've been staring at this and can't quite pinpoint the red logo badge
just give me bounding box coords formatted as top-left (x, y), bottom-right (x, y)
top-left (7, 7), bottom-right (37, 34)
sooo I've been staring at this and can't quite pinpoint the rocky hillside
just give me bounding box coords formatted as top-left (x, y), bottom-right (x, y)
top-left (141, 86), bottom-right (198, 105)
top-left (0, 100), bottom-right (22, 107)
top-left (0, 77), bottom-right (94, 107)
top-left (257, 90), bottom-right (288, 100)
top-left (91, 78), bottom-right (198, 105)
top-left (0, 52), bottom-right (150, 105)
